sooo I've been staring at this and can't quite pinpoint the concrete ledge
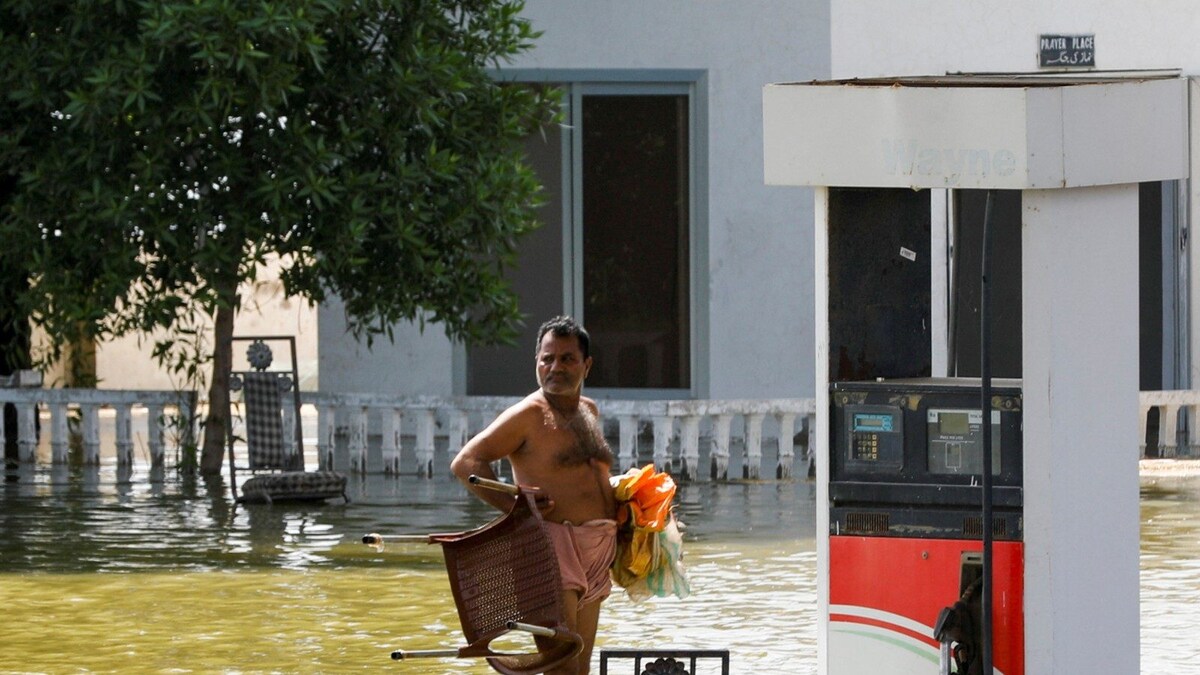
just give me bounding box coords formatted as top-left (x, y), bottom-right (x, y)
top-left (1140, 458), bottom-right (1200, 477)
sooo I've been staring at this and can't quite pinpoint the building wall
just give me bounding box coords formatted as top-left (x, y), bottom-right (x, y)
top-left (831, 1), bottom-right (1200, 78)
top-left (320, 0), bottom-right (832, 399)
top-left (94, 261), bottom-right (320, 392)
top-left (830, 1), bottom-right (1200, 392)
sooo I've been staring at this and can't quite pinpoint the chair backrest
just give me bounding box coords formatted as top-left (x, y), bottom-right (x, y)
top-left (436, 491), bottom-right (568, 650)
top-left (242, 371), bottom-right (288, 470)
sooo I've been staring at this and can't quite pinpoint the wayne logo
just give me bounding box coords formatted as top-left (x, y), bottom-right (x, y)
top-left (883, 139), bottom-right (1018, 184)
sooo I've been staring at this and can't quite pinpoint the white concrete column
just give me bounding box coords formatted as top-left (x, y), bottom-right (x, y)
top-left (348, 406), bottom-right (368, 473)
top-left (617, 415), bottom-right (639, 471)
top-left (931, 188), bottom-right (950, 376)
top-left (281, 401), bottom-right (298, 463)
top-left (743, 413), bottom-right (765, 479)
top-left (1138, 402), bottom-right (1151, 456)
top-left (50, 402), bottom-right (69, 464)
top-left (1188, 77), bottom-right (1200, 401)
top-left (1190, 404), bottom-right (1200, 455)
top-left (17, 402), bottom-right (37, 463)
top-left (318, 405), bottom-right (337, 471)
top-left (146, 403), bottom-right (165, 469)
top-left (814, 186), bottom-right (832, 675)
top-left (652, 415), bottom-right (673, 474)
top-left (1160, 404), bottom-right (1181, 457)
top-left (115, 404), bottom-right (133, 467)
top-left (678, 415), bottom-right (700, 481)
top-left (776, 412), bottom-right (797, 479)
top-left (380, 408), bottom-right (403, 475)
top-left (80, 404), bottom-right (101, 465)
top-left (414, 408), bottom-right (436, 477)
top-left (1022, 185), bottom-right (1140, 674)
top-left (447, 409), bottom-right (469, 458)
top-left (710, 414), bottom-right (733, 480)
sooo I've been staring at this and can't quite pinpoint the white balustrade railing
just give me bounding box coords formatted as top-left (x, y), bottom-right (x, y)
top-left (301, 392), bottom-right (816, 481)
top-left (4, 387), bottom-right (1192, 482)
top-left (0, 388), bottom-right (197, 469)
top-left (1139, 390), bottom-right (1200, 458)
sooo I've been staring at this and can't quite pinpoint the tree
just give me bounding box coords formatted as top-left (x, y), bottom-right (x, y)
top-left (0, 0), bottom-right (556, 475)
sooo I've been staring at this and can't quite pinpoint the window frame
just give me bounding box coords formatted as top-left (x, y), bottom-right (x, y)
top-left (461, 69), bottom-right (709, 400)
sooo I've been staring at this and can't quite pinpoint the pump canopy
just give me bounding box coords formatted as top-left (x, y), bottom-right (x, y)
top-left (763, 73), bottom-right (1188, 190)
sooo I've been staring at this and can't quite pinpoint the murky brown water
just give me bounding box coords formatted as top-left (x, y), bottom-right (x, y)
top-left (0, 463), bottom-right (1196, 673)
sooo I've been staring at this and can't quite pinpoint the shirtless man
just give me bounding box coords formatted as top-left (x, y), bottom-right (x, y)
top-left (450, 315), bottom-right (616, 675)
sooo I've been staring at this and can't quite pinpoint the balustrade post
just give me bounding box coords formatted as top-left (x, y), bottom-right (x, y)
top-left (1190, 405), bottom-right (1200, 457)
top-left (415, 409), bottom-right (436, 477)
top-left (618, 415), bottom-right (639, 472)
top-left (50, 402), bottom-right (69, 464)
top-left (281, 402), bottom-right (298, 466)
top-left (348, 406), bottom-right (368, 473)
top-left (711, 414), bottom-right (733, 481)
top-left (318, 405), bottom-right (337, 471)
top-left (17, 401), bottom-right (37, 463)
top-left (806, 412), bottom-right (817, 476)
top-left (1161, 404), bottom-right (1180, 457)
top-left (381, 408), bottom-right (403, 475)
top-left (652, 415), bottom-right (673, 474)
top-left (679, 415), bottom-right (700, 481)
top-left (744, 413), bottom-right (765, 479)
top-left (1139, 402), bottom-right (1151, 457)
top-left (115, 404), bottom-right (134, 467)
top-left (448, 408), bottom-right (469, 456)
top-left (180, 393), bottom-right (198, 453)
top-left (146, 403), bottom-right (165, 470)
top-left (776, 413), bottom-right (797, 479)
top-left (80, 403), bottom-right (101, 465)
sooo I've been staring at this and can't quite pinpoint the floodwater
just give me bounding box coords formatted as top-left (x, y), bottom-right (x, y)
top-left (0, 461), bottom-right (1197, 674)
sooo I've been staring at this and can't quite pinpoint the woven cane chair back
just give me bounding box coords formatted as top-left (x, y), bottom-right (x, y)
top-left (434, 490), bottom-right (581, 674)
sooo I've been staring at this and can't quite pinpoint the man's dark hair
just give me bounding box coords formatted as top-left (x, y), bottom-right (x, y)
top-left (536, 315), bottom-right (590, 359)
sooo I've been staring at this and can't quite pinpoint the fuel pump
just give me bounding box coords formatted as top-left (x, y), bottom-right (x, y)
top-left (827, 378), bottom-right (1024, 675)
top-left (765, 74), bottom-right (1171, 675)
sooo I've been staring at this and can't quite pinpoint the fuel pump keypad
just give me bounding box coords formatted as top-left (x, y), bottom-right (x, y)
top-left (845, 407), bottom-right (904, 470)
top-left (852, 432), bottom-right (880, 461)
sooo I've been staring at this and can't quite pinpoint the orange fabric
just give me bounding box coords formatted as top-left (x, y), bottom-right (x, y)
top-left (613, 464), bottom-right (676, 531)
top-left (611, 464), bottom-right (681, 595)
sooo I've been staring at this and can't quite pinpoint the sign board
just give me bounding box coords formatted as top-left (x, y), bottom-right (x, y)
top-left (1039, 34), bottom-right (1095, 68)
top-left (762, 77), bottom-right (1187, 189)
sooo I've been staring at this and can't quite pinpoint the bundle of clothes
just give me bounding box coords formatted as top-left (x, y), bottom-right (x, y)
top-left (610, 464), bottom-right (691, 601)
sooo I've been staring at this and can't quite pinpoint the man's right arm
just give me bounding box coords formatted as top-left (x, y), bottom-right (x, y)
top-left (450, 402), bottom-right (533, 512)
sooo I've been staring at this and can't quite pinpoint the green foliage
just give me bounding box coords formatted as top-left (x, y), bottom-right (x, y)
top-left (0, 0), bottom-right (556, 365)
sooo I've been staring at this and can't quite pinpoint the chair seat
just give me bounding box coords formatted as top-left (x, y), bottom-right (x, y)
top-left (238, 471), bottom-right (348, 504)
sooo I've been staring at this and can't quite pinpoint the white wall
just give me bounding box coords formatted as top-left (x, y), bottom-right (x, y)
top-left (832, 1), bottom-right (1200, 78)
top-left (93, 263), bottom-right (319, 392)
top-left (322, 0), bottom-right (831, 398)
top-left (317, 297), bottom-right (455, 396)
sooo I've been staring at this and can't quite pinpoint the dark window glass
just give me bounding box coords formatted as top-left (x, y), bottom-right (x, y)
top-left (581, 95), bottom-right (690, 389)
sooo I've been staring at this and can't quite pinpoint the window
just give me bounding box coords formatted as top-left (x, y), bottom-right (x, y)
top-left (465, 76), bottom-right (700, 397)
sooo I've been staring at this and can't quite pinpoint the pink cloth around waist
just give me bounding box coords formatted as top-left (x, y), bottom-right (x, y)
top-left (543, 519), bottom-right (618, 606)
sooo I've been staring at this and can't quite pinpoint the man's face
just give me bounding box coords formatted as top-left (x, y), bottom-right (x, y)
top-left (536, 332), bottom-right (592, 396)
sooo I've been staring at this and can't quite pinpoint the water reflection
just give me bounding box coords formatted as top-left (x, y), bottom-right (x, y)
top-left (0, 464), bottom-right (1197, 673)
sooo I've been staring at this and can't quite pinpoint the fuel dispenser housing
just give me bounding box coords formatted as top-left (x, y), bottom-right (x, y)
top-left (828, 378), bottom-right (1024, 675)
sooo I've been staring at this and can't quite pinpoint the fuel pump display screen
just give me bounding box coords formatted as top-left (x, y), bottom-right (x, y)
top-left (927, 408), bottom-right (1001, 475)
top-left (844, 406), bottom-right (903, 469)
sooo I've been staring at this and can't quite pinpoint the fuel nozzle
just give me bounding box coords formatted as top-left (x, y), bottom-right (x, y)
top-left (934, 577), bottom-right (983, 675)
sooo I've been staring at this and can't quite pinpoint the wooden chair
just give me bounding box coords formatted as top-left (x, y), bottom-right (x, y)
top-left (372, 477), bottom-right (583, 674)
top-left (227, 336), bottom-right (347, 505)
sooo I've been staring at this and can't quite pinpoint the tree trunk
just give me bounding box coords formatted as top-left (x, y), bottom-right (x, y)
top-left (200, 282), bottom-right (238, 476)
